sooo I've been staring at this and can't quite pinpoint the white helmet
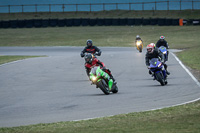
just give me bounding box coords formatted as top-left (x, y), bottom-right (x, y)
top-left (146, 43), bottom-right (155, 53)
top-left (136, 35), bottom-right (140, 38)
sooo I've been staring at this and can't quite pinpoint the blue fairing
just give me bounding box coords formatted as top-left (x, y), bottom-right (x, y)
top-left (149, 58), bottom-right (166, 78)
top-left (159, 46), bottom-right (167, 53)
top-left (159, 46), bottom-right (168, 62)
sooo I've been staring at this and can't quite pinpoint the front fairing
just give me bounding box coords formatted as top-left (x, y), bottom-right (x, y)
top-left (159, 46), bottom-right (167, 55)
top-left (136, 40), bottom-right (143, 49)
top-left (149, 58), bottom-right (163, 71)
top-left (90, 74), bottom-right (101, 84)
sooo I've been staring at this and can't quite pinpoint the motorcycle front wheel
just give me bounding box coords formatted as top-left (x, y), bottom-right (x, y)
top-left (112, 84), bottom-right (118, 93)
top-left (96, 79), bottom-right (110, 95)
top-left (155, 72), bottom-right (165, 86)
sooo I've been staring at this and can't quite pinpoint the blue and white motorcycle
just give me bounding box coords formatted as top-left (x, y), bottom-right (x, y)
top-left (159, 46), bottom-right (168, 62)
top-left (149, 58), bottom-right (167, 86)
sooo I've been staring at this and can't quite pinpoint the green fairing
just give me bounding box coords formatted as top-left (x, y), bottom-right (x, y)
top-left (91, 67), bottom-right (113, 90)
top-left (108, 79), bottom-right (113, 90)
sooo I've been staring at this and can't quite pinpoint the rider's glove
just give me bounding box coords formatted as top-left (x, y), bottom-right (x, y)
top-left (80, 52), bottom-right (85, 57)
top-left (161, 60), bottom-right (165, 64)
top-left (96, 51), bottom-right (101, 56)
top-left (102, 67), bottom-right (106, 71)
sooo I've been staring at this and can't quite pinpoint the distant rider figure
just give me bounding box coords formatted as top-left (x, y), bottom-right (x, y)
top-left (135, 35), bottom-right (143, 45)
top-left (156, 36), bottom-right (169, 49)
top-left (156, 36), bottom-right (170, 75)
top-left (80, 39), bottom-right (101, 57)
top-left (136, 35), bottom-right (142, 41)
top-left (156, 36), bottom-right (169, 59)
top-left (145, 43), bottom-right (169, 78)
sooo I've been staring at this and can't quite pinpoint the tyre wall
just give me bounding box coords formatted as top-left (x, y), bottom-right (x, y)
top-left (0, 18), bottom-right (198, 28)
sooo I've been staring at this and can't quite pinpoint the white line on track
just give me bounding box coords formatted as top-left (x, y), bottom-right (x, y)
top-left (171, 52), bottom-right (200, 87)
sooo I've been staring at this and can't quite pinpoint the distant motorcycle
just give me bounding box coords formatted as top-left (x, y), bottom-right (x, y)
top-left (135, 39), bottom-right (143, 53)
top-left (149, 58), bottom-right (167, 86)
top-left (90, 73), bottom-right (118, 95)
top-left (159, 46), bottom-right (168, 62)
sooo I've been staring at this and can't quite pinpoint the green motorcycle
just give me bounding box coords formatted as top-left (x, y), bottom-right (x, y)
top-left (90, 67), bottom-right (118, 95)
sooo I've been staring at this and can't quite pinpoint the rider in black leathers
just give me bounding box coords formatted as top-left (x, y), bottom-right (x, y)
top-left (145, 43), bottom-right (164, 67)
top-left (145, 43), bottom-right (170, 77)
top-left (156, 36), bottom-right (169, 49)
top-left (80, 39), bottom-right (101, 58)
top-left (156, 36), bottom-right (170, 75)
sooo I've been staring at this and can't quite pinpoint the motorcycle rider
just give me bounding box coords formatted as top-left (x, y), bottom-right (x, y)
top-left (135, 35), bottom-right (143, 45)
top-left (136, 35), bottom-right (142, 41)
top-left (145, 43), bottom-right (169, 78)
top-left (80, 39), bottom-right (101, 57)
top-left (84, 53), bottom-right (116, 82)
top-left (156, 36), bottom-right (169, 59)
top-left (156, 36), bottom-right (170, 75)
top-left (135, 35), bottom-right (144, 52)
top-left (156, 36), bottom-right (169, 49)
top-left (90, 66), bottom-right (114, 91)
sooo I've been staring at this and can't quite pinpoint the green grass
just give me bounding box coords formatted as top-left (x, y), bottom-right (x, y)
top-left (177, 47), bottom-right (200, 70)
top-left (0, 26), bottom-right (200, 48)
top-left (0, 25), bottom-right (200, 132)
top-left (0, 55), bottom-right (42, 65)
top-left (1, 10), bottom-right (200, 21)
top-left (0, 100), bottom-right (200, 133)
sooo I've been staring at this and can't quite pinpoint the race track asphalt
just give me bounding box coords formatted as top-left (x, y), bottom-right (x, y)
top-left (0, 47), bottom-right (199, 127)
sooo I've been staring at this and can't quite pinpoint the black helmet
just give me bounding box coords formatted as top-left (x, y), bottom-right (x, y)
top-left (84, 53), bottom-right (93, 63)
top-left (86, 39), bottom-right (93, 47)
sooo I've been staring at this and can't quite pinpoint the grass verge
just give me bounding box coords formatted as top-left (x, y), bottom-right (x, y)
top-left (0, 55), bottom-right (42, 65)
top-left (0, 100), bottom-right (200, 133)
top-left (0, 26), bottom-right (200, 48)
top-left (176, 47), bottom-right (200, 81)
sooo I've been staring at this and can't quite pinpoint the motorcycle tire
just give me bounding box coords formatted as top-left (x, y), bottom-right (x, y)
top-left (112, 84), bottom-right (118, 93)
top-left (155, 72), bottom-right (165, 86)
top-left (139, 46), bottom-right (142, 53)
top-left (96, 79), bottom-right (110, 95)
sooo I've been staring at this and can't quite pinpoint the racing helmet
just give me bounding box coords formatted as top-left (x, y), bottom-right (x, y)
top-left (136, 35), bottom-right (140, 39)
top-left (160, 36), bottom-right (165, 41)
top-left (84, 53), bottom-right (93, 64)
top-left (146, 43), bottom-right (155, 53)
top-left (150, 42), bottom-right (155, 48)
top-left (86, 39), bottom-right (93, 47)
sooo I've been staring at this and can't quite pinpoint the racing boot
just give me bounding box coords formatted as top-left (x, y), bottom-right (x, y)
top-left (149, 70), bottom-right (152, 75)
top-left (166, 70), bottom-right (170, 75)
top-left (149, 71), bottom-right (155, 80)
top-left (164, 64), bottom-right (170, 75)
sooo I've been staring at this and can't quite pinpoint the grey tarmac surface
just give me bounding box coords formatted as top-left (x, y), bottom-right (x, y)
top-left (0, 47), bottom-right (200, 127)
